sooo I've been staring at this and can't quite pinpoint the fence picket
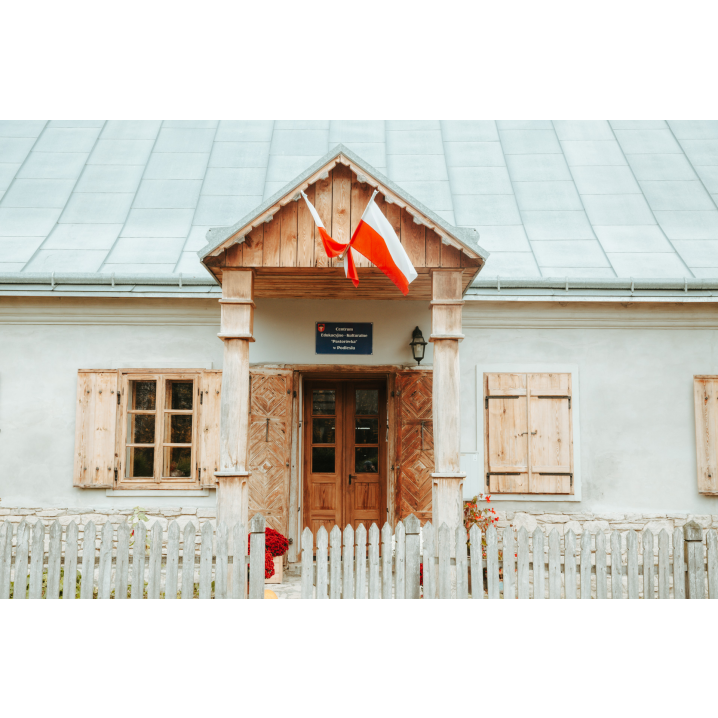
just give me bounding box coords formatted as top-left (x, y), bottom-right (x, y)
top-left (316, 526), bottom-right (328, 599)
top-left (469, 524), bottom-right (482, 600)
top-left (46, 521), bottom-right (62, 600)
top-left (532, 528), bottom-right (544, 600)
top-left (405, 515), bottom-right (420, 600)
top-left (343, 525), bottom-right (354, 599)
top-left (438, 523), bottom-right (451, 599)
top-left (455, 524), bottom-right (469, 599)
top-left (215, 522), bottom-right (228, 600)
top-left (181, 522), bottom-right (196, 600)
top-left (610, 531), bottom-right (622, 599)
top-left (424, 523), bottom-right (436, 600)
top-left (248, 515), bottom-right (265, 600)
top-left (565, 529), bottom-right (577, 599)
top-left (548, 529), bottom-right (561, 599)
top-left (13, 520), bottom-right (29, 600)
top-left (330, 526), bottom-right (342, 599)
top-left (369, 524), bottom-right (381, 599)
top-left (355, 524), bottom-right (367, 600)
top-left (131, 522), bottom-right (146, 599)
top-left (199, 521), bottom-right (213, 599)
top-left (707, 529), bottom-right (718, 599)
top-left (626, 530), bottom-right (639, 599)
top-left (516, 527), bottom-right (529, 599)
top-left (658, 529), bottom-right (670, 599)
top-left (301, 527), bottom-right (314, 599)
top-left (684, 522), bottom-right (705, 599)
top-left (580, 531), bottom-right (591, 599)
top-left (98, 522), bottom-right (113, 600)
top-left (673, 527), bottom-right (685, 599)
top-left (147, 522), bottom-right (163, 599)
top-left (0, 522), bottom-right (12, 599)
top-left (486, 525), bottom-right (499, 599)
top-left (381, 523), bottom-right (392, 599)
top-left (80, 520), bottom-right (96, 600)
top-left (503, 528), bottom-right (515, 600)
top-left (232, 523), bottom-right (247, 599)
top-left (116, 522), bottom-right (129, 600)
top-left (165, 521), bottom-right (180, 600)
top-left (64, 521), bottom-right (78, 600)
top-left (595, 531), bottom-right (607, 599)
top-left (29, 520), bottom-right (45, 599)
top-left (642, 530), bottom-right (654, 600)
top-left (394, 521), bottom-right (405, 599)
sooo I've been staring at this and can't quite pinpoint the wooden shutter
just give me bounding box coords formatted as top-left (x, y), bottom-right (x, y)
top-left (73, 371), bottom-right (119, 488)
top-left (248, 368), bottom-right (293, 534)
top-left (694, 376), bottom-right (718, 494)
top-left (395, 370), bottom-right (433, 523)
top-left (198, 370), bottom-right (222, 488)
top-left (485, 372), bottom-right (573, 494)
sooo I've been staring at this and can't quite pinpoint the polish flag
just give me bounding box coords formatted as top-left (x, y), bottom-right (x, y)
top-left (301, 192), bottom-right (358, 287)
top-left (349, 191), bottom-right (418, 295)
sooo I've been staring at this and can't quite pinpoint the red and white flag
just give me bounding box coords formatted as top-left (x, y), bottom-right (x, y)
top-left (349, 191), bottom-right (418, 295)
top-left (301, 191), bottom-right (358, 287)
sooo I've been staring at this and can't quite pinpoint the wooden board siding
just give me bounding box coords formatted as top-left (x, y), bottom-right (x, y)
top-left (198, 370), bottom-right (222, 488)
top-left (694, 376), bottom-right (718, 495)
top-left (296, 183), bottom-right (315, 267)
top-left (280, 201), bottom-right (298, 268)
top-left (401, 208), bottom-right (426, 268)
top-left (331, 164), bottom-right (352, 267)
top-left (395, 370), bottom-right (433, 523)
top-left (242, 224), bottom-right (263, 267)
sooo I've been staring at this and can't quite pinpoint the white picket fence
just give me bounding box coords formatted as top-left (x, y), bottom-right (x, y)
top-left (2, 513), bottom-right (717, 598)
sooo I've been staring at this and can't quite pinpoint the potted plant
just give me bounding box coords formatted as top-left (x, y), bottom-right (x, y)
top-left (263, 527), bottom-right (289, 584)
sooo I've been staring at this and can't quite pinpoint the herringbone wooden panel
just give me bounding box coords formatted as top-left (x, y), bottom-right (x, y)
top-left (248, 370), bottom-right (293, 534)
top-left (396, 371), bottom-right (433, 522)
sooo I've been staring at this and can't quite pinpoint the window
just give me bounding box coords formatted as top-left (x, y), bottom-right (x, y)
top-left (119, 371), bottom-right (201, 489)
top-left (484, 372), bottom-right (573, 495)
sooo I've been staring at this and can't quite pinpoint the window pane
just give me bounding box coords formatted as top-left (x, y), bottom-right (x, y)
top-left (312, 418), bottom-right (335, 444)
top-left (168, 414), bottom-right (193, 444)
top-left (164, 446), bottom-right (192, 478)
top-left (128, 447), bottom-right (154, 478)
top-left (356, 389), bottom-right (378, 415)
top-left (167, 380), bottom-right (193, 410)
top-left (313, 390), bottom-right (335, 415)
top-left (130, 414), bottom-right (155, 444)
top-left (355, 447), bottom-right (378, 473)
top-left (131, 381), bottom-right (156, 410)
top-left (312, 447), bottom-right (335, 473)
top-left (355, 418), bottom-right (378, 444)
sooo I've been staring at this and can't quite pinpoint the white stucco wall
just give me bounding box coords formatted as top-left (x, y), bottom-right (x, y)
top-left (2, 295), bottom-right (718, 518)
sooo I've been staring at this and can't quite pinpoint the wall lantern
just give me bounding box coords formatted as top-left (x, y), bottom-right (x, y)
top-left (410, 326), bottom-right (427, 365)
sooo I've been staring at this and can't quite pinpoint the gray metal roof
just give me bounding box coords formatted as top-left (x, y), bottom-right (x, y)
top-left (2, 120), bottom-right (718, 285)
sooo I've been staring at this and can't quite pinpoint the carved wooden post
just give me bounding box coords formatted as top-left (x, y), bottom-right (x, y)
top-left (684, 520), bottom-right (705, 599)
top-left (429, 269), bottom-right (465, 541)
top-left (216, 264), bottom-right (254, 531)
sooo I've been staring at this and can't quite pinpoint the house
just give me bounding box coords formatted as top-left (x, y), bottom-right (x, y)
top-left (2, 119), bottom-right (718, 561)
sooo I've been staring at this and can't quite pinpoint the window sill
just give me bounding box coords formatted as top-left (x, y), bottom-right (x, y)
top-left (481, 493), bottom-right (580, 502)
top-left (105, 489), bottom-right (212, 497)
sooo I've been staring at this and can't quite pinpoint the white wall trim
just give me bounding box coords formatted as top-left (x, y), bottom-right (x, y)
top-left (465, 363), bottom-right (582, 503)
top-left (105, 489), bottom-right (211, 497)
top-left (110, 360), bottom-right (214, 370)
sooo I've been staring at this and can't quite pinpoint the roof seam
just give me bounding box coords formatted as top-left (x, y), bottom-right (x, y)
top-left (20, 121), bottom-right (104, 274)
top-left (438, 121), bottom-right (457, 226)
top-left (98, 120), bottom-right (165, 272)
top-left (263, 120), bottom-right (277, 202)
top-left (607, 120), bottom-right (696, 278)
top-left (550, 120), bottom-right (618, 277)
top-left (494, 121), bottom-right (543, 277)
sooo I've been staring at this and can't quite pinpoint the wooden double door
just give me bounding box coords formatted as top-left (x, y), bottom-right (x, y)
top-left (303, 380), bottom-right (387, 534)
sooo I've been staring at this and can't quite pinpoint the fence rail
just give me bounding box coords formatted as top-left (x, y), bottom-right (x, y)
top-left (1, 514), bottom-right (716, 598)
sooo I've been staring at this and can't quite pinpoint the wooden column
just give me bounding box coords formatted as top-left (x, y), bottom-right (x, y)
top-left (216, 267), bottom-right (254, 530)
top-left (429, 269), bottom-right (465, 538)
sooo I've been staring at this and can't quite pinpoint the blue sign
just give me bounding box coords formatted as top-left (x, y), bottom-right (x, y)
top-left (316, 322), bottom-right (373, 355)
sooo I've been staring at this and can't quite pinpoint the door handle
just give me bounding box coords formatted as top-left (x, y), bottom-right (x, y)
top-left (349, 474), bottom-right (355, 486)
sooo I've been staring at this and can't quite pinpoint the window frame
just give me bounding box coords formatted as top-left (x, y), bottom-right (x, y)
top-left (117, 369), bottom-right (202, 491)
top-left (467, 364), bottom-right (582, 502)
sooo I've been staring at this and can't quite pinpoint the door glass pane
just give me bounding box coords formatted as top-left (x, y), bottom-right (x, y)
top-left (130, 414), bottom-right (155, 444)
top-left (355, 418), bottom-right (378, 444)
top-left (164, 446), bottom-right (192, 478)
top-left (313, 390), bottom-right (335, 415)
top-left (128, 447), bottom-right (154, 478)
top-left (355, 447), bottom-right (379, 473)
top-left (168, 414), bottom-right (193, 444)
top-left (312, 447), bottom-right (335, 473)
top-left (131, 381), bottom-right (156, 410)
top-left (167, 380), bottom-right (193, 410)
top-left (312, 418), bottom-right (335, 444)
top-left (355, 389), bottom-right (378, 415)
